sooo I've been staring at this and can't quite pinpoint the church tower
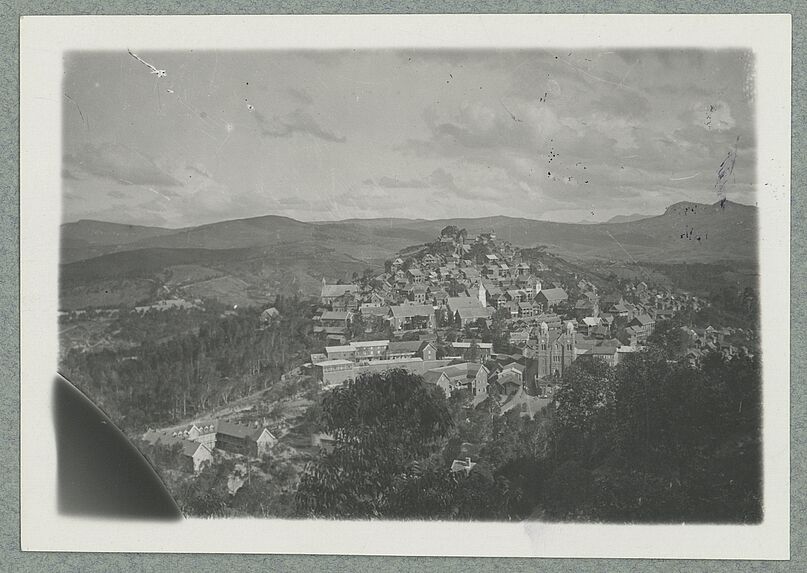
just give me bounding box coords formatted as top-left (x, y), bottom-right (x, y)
top-left (535, 321), bottom-right (550, 378)
top-left (476, 281), bottom-right (487, 307)
top-left (560, 320), bottom-right (577, 372)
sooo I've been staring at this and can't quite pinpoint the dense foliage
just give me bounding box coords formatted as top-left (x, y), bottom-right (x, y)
top-left (296, 369), bottom-right (458, 518)
top-left (294, 369), bottom-right (522, 520)
top-left (544, 349), bottom-right (761, 522)
top-left (294, 346), bottom-right (761, 522)
top-left (648, 263), bottom-right (759, 329)
top-left (59, 296), bottom-right (321, 430)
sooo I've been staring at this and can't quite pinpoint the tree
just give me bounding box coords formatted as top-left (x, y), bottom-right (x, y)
top-left (543, 348), bottom-right (762, 523)
top-left (463, 340), bottom-right (481, 363)
top-left (295, 369), bottom-right (454, 518)
top-left (552, 358), bottom-right (616, 459)
top-left (174, 453), bottom-right (237, 517)
top-left (440, 225), bottom-right (460, 238)
top-left (348, 313), bottom-right (365, 339)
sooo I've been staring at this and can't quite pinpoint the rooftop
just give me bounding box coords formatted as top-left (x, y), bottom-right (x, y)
top-left (325, 345), bottom-right (354, 354)
top-left (315, 359), bottom-right (355, 367)
top-left (390, 304), bottom-right (434, 318)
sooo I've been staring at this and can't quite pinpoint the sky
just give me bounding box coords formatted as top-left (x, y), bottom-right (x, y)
top-left (62, 49), bottom-right (756, 227)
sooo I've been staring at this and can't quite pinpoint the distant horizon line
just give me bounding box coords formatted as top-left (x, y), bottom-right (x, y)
top-left (62, 198), bottom-right (756, 230)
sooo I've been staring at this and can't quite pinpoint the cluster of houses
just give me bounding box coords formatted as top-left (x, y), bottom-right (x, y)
top-left (143, 419), bottom-right (278, 473)
top-left (139, 231), bottom-right (758, 483)
top-left (308, 337), bottom-right (493, 403)
top-left (679, 324), bottom-right (752, 364)
top-left (311, 229), bottom-right (756, 411)
top-left (316, 237), bottom-right (705, 346)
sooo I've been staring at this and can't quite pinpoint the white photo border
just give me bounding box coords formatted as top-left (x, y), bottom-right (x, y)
top-left (20, 14), bottom-right (791, 558)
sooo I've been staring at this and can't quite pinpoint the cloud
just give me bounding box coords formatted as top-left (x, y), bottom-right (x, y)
top-left (278, 196), bottom-right (310, 206)
top-left (185, 163), bottom-right (213, 179)
top-left (369, 176), bottom-right (429, 189)
top-left (287, 87), bottom-right (313, 104)
top-left (592, 91), bottom-right (651, 120)
top-left (429, 168), bottom-right (460, 193)
top-left (254, 108), bottom-right (346, 142)
top-left (65, 142), bottom-right (181, 187)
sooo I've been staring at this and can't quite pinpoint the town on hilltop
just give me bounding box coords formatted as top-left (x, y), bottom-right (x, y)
top-left (309, 224), bottom-right (753, 399)
top-left (130, 223), bottom-right (758, 505)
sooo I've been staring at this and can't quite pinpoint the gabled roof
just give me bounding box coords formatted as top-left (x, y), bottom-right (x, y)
top-left (429, 362), bottom-right (489, 380)
top-left (319, 310), bottom-right (350, 321)
top-left (315, 358), bottom-right (355, 367)
top-left (325, 345), bottom-right (354, 354)
top-left (484, 284), bottom-right (502, 296)
top-left (501, 362), bottom-right (525, 373)
top-left (423, 370), bottom-right (450, 385)
top-left (447, 296), bottom-right (484, 310)
top-left (360, 305), bottom-right (390, 317)
top-left (216, 420), bottom-right (269, 441)
top-left (632, 313), bottom-right (655, 326)
top-left (499, 374), bottom-right (522, 387)
top-left (389, 304), bottom-right (434, 318)
top-left (387, 340), bottom-right (423, 354)
top-left (456, 306), bottom-right (491, 320)
top-left (538, 288), bottom-right (568, 302)
top-left (351, 339), bottom-right (389, 348)
top-left (261, 307), bottom-right (281, 319)
top-left (182, 440), bottom-right (210, 457)
top-left (429, 288), bottom-right (449, 299)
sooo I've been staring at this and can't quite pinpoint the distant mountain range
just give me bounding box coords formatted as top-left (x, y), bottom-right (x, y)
top-left (60, 200), bottom-right (757, 309)
top-left (606, 212), bottom-right (654, 224)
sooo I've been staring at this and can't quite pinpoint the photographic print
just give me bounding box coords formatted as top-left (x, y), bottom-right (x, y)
top-left (20, 15), bottom-right (790, 557)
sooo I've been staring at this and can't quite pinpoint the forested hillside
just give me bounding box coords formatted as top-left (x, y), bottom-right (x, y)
top-left (59, 296), bottom-right (321, 430)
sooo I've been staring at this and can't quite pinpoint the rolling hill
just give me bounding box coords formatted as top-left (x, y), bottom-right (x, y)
top-left (60, 199), bottom-right (757, 308)
top-left (606, 212), bottom-right (654, 224)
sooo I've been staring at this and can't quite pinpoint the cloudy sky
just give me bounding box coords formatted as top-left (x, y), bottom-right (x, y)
top-left (62, 49), bottom-right (755, 227)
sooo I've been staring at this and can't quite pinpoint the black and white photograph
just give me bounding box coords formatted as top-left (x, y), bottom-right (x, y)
top-left (20, 15), bottom-right (790, 557)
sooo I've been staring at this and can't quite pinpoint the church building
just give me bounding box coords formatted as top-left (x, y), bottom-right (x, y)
top-left (525, 321), bottom-right (577, 385)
